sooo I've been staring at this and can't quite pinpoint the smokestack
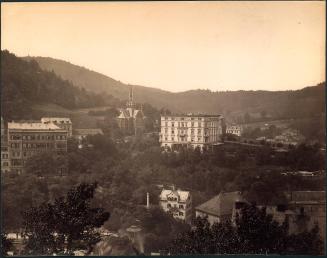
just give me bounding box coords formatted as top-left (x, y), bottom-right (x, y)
top-left (146, 192), bottom-right (150, 209)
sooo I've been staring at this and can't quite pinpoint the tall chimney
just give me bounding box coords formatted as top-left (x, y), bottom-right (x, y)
top-left (146, 192), bottom-right (150, 209)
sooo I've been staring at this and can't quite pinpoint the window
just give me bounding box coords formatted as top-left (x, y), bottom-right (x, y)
top-left (165, 137), bottom-right (168, 141)
top-left (179, 212), bottom-right (184, 216)
top-left (172, 123), bottom-right (174, 127)
top-left (171, 137), bottom-right (174, 141)
top-left (167, 203), bottom-right (171, 208)
top-left (179, 204), bottom-right (184, 209)
top-left (191, 122), bottom-right (194, 127)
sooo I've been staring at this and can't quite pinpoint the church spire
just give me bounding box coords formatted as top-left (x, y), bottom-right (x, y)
top-left (127, 85), bottom-right (134, 108)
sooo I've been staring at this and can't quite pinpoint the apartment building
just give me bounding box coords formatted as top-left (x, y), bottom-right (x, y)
top-left (159, 114), bottom-right (225, 150)
top-left (226, 125), bottom-right (243, 137)
top-left (1, 117), bottom-right (10, 173)
top-left (7, 122), bottom-right (68, 174)
top-left (41, 117), bottom-right (73, 137)
top-left (159, 188), bottom-right (192, 223)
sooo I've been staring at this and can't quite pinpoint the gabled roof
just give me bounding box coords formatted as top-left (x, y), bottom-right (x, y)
top-left (117, 108), bottom-right (144, 119)
top-left (195, 191), bottom-right (245, 217)
top-left (160, 189), bottom-right (190, 202)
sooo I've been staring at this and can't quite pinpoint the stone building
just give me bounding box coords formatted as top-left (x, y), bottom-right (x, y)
top-left (159, 187), bottom-right (192, 223)
top-left (159, 114), bottom-right (225, 150)
top-left (1, 117), bottom-right (10, 173)
top-left (226, 125), bottom-right (243, 137)
top-left (117, 86), bottom-right (145, 136)
top-left (7, 122), bottom-right (68, 174)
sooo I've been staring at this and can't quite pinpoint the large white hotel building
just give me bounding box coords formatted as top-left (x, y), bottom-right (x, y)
top-left (159, 114), bottom-right (225, 150)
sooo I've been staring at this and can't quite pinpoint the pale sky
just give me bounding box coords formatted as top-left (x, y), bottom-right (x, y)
top-left (1, 1), bottom-right (325, 92)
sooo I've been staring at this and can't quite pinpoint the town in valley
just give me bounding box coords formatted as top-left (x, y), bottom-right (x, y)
top-left (1, 1), bottom-right (325, 256)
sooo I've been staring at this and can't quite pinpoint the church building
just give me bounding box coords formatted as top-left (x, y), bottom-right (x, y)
top-left (117, 86), bottom-right (145, 136)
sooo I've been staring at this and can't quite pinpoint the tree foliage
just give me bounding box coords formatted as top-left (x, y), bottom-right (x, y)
top-left (1, 233), bottom-right (14, 256)
top-left (168, 204), bottom-right (323, 255)
top-left (22, 182), bottom-right (110, 255)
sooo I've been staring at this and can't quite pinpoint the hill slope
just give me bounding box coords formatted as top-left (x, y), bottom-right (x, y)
top-left (23, 56), bottom-right (325, 122)
top-left (1, 50), bottom-right (120, 121)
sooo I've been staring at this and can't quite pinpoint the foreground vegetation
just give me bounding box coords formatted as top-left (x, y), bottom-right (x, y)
top-left (2, 132), bottom-right (325, 254)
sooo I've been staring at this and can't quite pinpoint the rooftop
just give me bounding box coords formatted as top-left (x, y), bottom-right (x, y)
top-left (41, 117), bottom-right (72, 124)
top-left (74, 128), bottom-right (104, 135)
top-left (162, 113), bottom-right (223, 118)
top-left (8, 122), bottom-right (62, 130)
top-left (196, 191), bottom-right (245, 217)
top-left (160, 189), bottom-right (190, 202)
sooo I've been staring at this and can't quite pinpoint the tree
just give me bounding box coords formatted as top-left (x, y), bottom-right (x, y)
top-left (22, 182), bottom-right (110, 255)
top-left (168, 204), bottom-right (323, 255)
top-left (25, 152), bottom-right (68, 177)
top-left (1, 233), bottom-right (14, 256)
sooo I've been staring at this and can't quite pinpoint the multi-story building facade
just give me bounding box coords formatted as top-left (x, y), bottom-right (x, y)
top-left (7, 122), bottom-right (68, 174)
top-left (159, 114), bottom-right (225, 150)
top-left (41, 117), bottom-right (73, 137)
top-left (226, 125), bottom-right (243, 137)
top-left (159, 188), bottom-right (192, 223)
top-left (1, 117), bottom-right (10, 173)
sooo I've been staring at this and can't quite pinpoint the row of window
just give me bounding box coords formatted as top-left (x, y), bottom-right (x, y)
top-left (163, 136), bottom-right (208, 142)
top-left (10, 134), bottom-right (67, 141)
top-left (163, 117), bottom-right (205, 121)
top-left (167, 203), bottom-right (185, 209)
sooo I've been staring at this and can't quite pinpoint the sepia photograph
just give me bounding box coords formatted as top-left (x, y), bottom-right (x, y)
top-left (0, 1), bottom-right (326, 256)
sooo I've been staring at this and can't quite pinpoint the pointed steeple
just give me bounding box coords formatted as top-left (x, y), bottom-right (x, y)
top-left (127, 85), bottom-right (134, 108)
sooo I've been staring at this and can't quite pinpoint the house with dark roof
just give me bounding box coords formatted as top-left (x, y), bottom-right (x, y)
top-left (195, 191), bottom-right (247, 225)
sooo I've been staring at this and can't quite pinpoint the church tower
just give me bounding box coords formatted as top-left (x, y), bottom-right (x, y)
top-left (127, 85), bottom-right (134, 108)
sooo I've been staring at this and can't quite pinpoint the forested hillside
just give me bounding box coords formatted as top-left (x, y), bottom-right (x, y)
top-left (1, 50), bottom-right (121, 121)
top-left (23, 55), bottom-right (325, 122)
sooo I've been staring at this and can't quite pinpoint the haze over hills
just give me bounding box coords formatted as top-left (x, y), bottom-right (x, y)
top-left (23, 55), bottom-right (325, 122)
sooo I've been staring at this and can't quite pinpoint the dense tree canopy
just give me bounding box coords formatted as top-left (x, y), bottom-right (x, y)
top-left (22, 182), bottom-right (110, 255)
top-left (168, 204), bottom-right (323, 255)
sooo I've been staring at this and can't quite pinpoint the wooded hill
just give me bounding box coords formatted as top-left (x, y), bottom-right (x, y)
top-left (23, 55), bottom-right (325, 123)
top-left (1, 50), bottom-right (122, 121)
